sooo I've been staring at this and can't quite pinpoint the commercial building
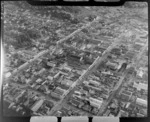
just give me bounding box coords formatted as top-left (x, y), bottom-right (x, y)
top-left (47, 76), bottom-right (53, 81)
top-left (137, 69), bottom-right (144, 78)
top-left (133, 82), bottom-right (148, 91)
top-left (51, 92), bottom-right (62, 100)
top-left (5, 72), bottom-right (11, 78)
top-left (89, 80), bottom-right (100, 86)
top-left (66, 80), bottom-right (74, 86)
top-left (54, 87), bottom-right (67, 96)
top-left (47, 62), bottom-right (56, 67)
top-left (103, 110), bottom-right (111, 116)
top-left (31, 99), bottom-right (44, 112)
top-left (70, 99), bottom-right (80, 107)
top-left (89, 97), bottom-right (103, 109)
top-left (136, 98), bottom-right (147, 107)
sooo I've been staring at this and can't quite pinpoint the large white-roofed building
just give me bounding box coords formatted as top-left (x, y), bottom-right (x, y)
top-left (89, 97), bottom-right (103, 109)
top-left (136, 98), bottom-right (147, 107)
top-left (133, 82), bottom-right (148, 91)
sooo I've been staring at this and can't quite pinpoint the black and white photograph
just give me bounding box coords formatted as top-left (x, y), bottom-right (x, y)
top-left (1, 0), bottom-right (148, 117)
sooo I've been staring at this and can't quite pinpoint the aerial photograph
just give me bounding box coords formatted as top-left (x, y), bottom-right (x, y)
top-left (2, 1), bottom-right (148, 117)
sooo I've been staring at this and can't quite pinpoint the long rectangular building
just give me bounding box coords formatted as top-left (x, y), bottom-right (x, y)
top-left (31, 99), bottom-right (44, 112)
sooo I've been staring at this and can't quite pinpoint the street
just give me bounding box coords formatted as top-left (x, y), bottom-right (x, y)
top-left (97, 40), bottom-right (148, 116)
top-left (47, 34), bottom-right (125, 115)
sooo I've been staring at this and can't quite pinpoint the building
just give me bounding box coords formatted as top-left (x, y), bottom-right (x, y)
top-left (133, 82), bottom-right (148, 91)
top-left (74, 91), bottom-right (82, 96)
top-left (103, 110), bottom-right (111, 116)
top-left (120, 90), bottom-right (132, 100)
top-left (109, 113), bottom-right (115, 117)
top-left (89, 97), bottom-right (103, 109)
top-left (54, 72), bottom-right (61, 79)
top-left (60, 85), bottom-right (69, 90)
top-left (51, 92), bottom-right (61, 100)
top-left (118, 63), bottom-right (127, 72)
top-left (54, 87), bottom-right (67, 96)
top-left (61, 80), bottom-right (67, 85)
top-left (60, 71), bottom-right (69, 76)
top-left (136, 98), bottom-right (147, 107)
top-left (101, 70), bottom-right (113, 75)
top-left (137, 69), bottom-right (144, 78)
top-left (62, 64), bottom-right (72, 72)
top-left (47, 76), bottom-right (53, 81)
top-left (106, 61), bottom-right (118, 70)
top-left (137, 113), bottom-right (145, 117)
top-left (31, 99), bottom-right (44, 112)
top-left (36, 78), bottom-right (42, 83)
top-left (54, 89), bottom-right (64, 96)
top-left (89, 80), bottom-right (100, 86)
top-left (120, 93), bottom-right (130, 101)
top-left (70, 99), bottom-right (80, 107)
top-left (66, 80), bottom-right (73, 86)
top-left (47, 62), bottom-right (56, 67)
top-left (119, 110), bottom-right (129, 117)
top-left (5, 72), bottom-right (11, 78)
top-left (56, 75), bottom-right (64, 83)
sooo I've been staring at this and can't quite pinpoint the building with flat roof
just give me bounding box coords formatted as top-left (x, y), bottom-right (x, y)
top-left (89, 97), bottom-right (103, 109)
top-left (137, 69), bottom-right (144, 78)
top-left (5, 72), bottom-right (11, 78)
top-left (54, 89), bottom-right (64, 96)
top-left (51, 92), bottom-right (61, 100)
top-left (70, 99), bottom-right (80, 107)
top-left (31, 99), bottom-right (44, 112)
top-left (47, 76), bottom-right (53, 81)
top-left (133, 82), bottom-right (148, 91)
top-left (66, 80), bottom-right (74, 86)
top-left (136, 98), bottom-right (147, 107)
top-left (89, 80), bottom-right (100, 86)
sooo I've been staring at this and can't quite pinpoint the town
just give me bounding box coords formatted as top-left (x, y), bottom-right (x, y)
top-left (2, 1), bottom-right (148, 117)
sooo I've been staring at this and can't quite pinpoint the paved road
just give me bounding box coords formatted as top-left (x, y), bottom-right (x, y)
top-left (5, 49), bottom-right (50, 83)
top-left (5, 17), bottom-right (102, 84)
top-left (47, 35), bottom-right (124, 115)
top-left (97, 40), bottom-right (148, 116)
top-left (97, 71), bottom-right (128, 116)
top-left (10, 82), bottom-right (58, 104)
top-left (56, 16), bottom-right (101, 45)
top-left (61, 44), bottom-right (102, 56)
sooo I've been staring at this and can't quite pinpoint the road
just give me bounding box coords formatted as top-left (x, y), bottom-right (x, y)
top-left (97, 71), bottom-right (128, 116)
top-left (61, 44), bottom-right (102, 56)
top-left (56, 16), bottom-right (101, 45)
top-left (6, 33), bottom-right (126, 116)
top-left (47, 35), bottom-right (124, 115)
top-left (10, 82), bottom-right (58, 104)
top-left (97, 40), bottom-right (148, 116)
top-left (4, 14), bottom-right (124, 84)
top-left (4, 16), bottom-right (102, 84)
top-left (5, 49), bottom-right (50, 83)
top-left (4, 13), bottom-right (128, 84)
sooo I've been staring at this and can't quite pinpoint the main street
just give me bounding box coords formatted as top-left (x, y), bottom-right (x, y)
top-left (47, 35), bottom-right (124, 115)
top-left (4, 14), bottom-right (124, 84)
top-left (10, 82), bottom-right (59, 106)
top-left (97, 40), bottom-right (148, 116)
top-left (4, 16), bottom-right (101, 84)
